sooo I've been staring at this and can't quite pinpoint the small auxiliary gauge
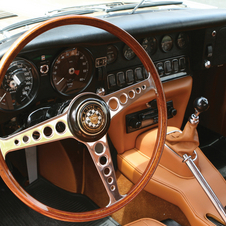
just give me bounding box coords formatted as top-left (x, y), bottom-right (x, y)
top-left (142, 37), bottom-right (157, 55)
top-left (107, 45), bottom-right (118, 64)
top-left (161, 35), bottom-right (173, 52)
top-left (177, 33), bottom-right (189, 49)
top-left (123, 45), bottom-right (135, 60)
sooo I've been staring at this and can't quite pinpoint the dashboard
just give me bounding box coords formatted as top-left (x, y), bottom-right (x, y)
top-left (0, 32), bottom-right (190, 110)
top-left (1, 8), bottom-right (226, 137)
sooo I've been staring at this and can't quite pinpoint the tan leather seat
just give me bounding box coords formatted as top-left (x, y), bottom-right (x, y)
top-left (124, 218), bottom-right (166, 226)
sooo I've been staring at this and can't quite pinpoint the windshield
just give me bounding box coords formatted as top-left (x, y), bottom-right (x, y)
top-left (0, 0), bottom-right (225, 39)
top-left (1, 0), bottom-right (225, 18)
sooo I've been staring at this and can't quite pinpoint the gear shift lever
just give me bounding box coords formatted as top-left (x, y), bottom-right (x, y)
top-left (165, 97), bottom-right (209, 157)
top-left (189, 97), bottom-right (209, 124)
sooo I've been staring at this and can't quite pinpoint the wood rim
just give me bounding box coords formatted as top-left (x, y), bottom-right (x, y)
top-left (0, 15), bottom-right (167, 222)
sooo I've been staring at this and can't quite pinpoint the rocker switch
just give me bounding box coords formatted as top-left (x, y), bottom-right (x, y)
top-left (207, 45), bottom-right (213, 58)
top-left (164, 61), bottom-right (172, 75)
top-left (156, 63), bottom-right (164, 77)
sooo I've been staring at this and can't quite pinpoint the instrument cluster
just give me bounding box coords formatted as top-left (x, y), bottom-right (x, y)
top-left (0, 32), bottom-right (189, 113)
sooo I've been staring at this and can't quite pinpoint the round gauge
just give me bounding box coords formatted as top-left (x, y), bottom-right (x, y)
top-left (51, 47), bottom-right (93, 96)
top-left (107, 45), bottom-right (118, 64)
top-left (0, 58), bottom-right (39, 111)
top-left (161, 35), bottom-right (173, 52)
top-left (177, 33), bottom-right (189, 49)
top-left (142, 37), bottom-right (157, 55)
top-left (123, 45), bottom-right (135, 60)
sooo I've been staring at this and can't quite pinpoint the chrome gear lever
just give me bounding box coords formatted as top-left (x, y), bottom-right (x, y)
top-left (184, 97), bottom-right (226, 224)
top-left (189, 97), bottom-right (209, 124)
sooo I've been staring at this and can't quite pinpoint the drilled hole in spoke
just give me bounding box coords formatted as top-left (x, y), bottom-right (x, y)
top-left (14, 139), bottom-right (19, 146)
top-left (107, 177), bottom-right (113, 184)
top-left (120, 94), bottom-right (127, 105)
top-left (109, 98), bottom-right (118, 110)
top-left (99, 156), bottom-right (107, 166)
top-left (142, 85), bottom-right (146, 90)
top-left (104, 167), bottom-right (111, 176)
top-left (95, 143), bottom-right (104, 154)
top-left (23, 136), bottom-right (29, 143)
top-left (128, 90), bottom-right (135, 99)
top-left (136, 87), bottom-right (141, 94)
top-left (56, 122), bottom-right (66, 134)
top-left (32, 131), bottom-right (40, 140)
top-left (110, 185), bottom-right (115, 191)
top-left (43, 126), bottom-right (53, 137)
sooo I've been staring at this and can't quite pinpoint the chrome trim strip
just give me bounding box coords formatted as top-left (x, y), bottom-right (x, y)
top-left (166, 130), bottom-right (182, 135)
top-left (183, 154), bottom-right (226, 224)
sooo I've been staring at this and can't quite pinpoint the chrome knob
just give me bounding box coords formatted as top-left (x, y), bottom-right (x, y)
top-left (205, 60), bottom-right (211, 69)
top-left (189, 97), bottom-right (209, 124)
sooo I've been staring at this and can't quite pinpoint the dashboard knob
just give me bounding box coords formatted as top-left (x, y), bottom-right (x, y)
top-left (129, 117), bottom-right (142, 129)
top-left (205, 60), bottom-right (211, 69)
top-left (170, 108), bottom-right (177, 117)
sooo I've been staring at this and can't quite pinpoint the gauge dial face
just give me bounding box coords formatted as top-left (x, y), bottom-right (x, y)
top-left (51, 48), bottom-right (93, 96)
top-left (123, 45), bottom-right (135, 60)
top-left (142, 37), bottom-right (157, 55)
top-left (161, 35), bottom-right (173, 52)
top-left (107, 45), bottom-right (118, 64)
top-left (177, 33), bottom-right (189, 49)
top-left (0, 58), bottom-right (39, 111)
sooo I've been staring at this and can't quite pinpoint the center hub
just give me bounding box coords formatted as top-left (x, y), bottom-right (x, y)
top-left (78, 101), bottom-right (106, 136)
top-left (68, 93), bottom-right (110, 142)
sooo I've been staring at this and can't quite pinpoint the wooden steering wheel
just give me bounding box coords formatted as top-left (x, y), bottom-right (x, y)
top-left (0, 16), bottom-right (167, 222)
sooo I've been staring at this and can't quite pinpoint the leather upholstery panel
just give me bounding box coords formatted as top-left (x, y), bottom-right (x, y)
top-left (125, 218), bottom-right (166, 226)
top-left (118, 127), bottom-right (226, 226)
top-left (135, 126), bottom-right (199, 177)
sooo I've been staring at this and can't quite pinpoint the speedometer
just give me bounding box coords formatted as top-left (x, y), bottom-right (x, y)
top-left (0, 58), bottom-right (39, 111)
top-left (51, 47), bottom-right (93, 96)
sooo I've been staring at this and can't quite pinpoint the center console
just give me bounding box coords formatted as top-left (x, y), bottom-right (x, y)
top-left (117, 97), bottom-right (226, 226)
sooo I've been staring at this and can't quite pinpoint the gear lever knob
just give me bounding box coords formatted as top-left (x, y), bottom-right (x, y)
top-left (190, 97), bottom-right (209, 124)
top-left (193, 97), bottom-right (209, 114)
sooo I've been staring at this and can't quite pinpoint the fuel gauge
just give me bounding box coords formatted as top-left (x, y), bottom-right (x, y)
top-left (177, 33), bottom-right (189, 49)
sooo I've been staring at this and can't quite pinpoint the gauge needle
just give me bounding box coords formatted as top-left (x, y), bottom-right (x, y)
top-left (74, 70), bottom-right (80, 76)
top-left (56, 77), bottom-right (64, 85)
top-left (13, 74), bottom-right (22, 86)
top-left (0, 93), bottom-right (6, 102)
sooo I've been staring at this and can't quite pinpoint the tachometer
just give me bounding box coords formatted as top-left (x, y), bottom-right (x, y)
top-left (0, 58), bottom-right (39, 111)
top-left (51, 47), bottom-right (93, 96)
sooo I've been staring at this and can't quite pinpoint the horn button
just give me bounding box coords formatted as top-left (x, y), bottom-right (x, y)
top-left (68, 94), bottom-right (110, 142)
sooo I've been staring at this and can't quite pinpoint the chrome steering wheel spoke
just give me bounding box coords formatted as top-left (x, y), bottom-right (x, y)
top-left (102, 74), bottom-right (156, 118)
top-left (85, 135), bottom-right (125, 206)
top-left (0, 113), bottom-right (73, 159)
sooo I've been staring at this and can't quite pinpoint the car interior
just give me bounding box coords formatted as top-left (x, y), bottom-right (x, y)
top-left (0, 2), bottom-right (226, 226)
